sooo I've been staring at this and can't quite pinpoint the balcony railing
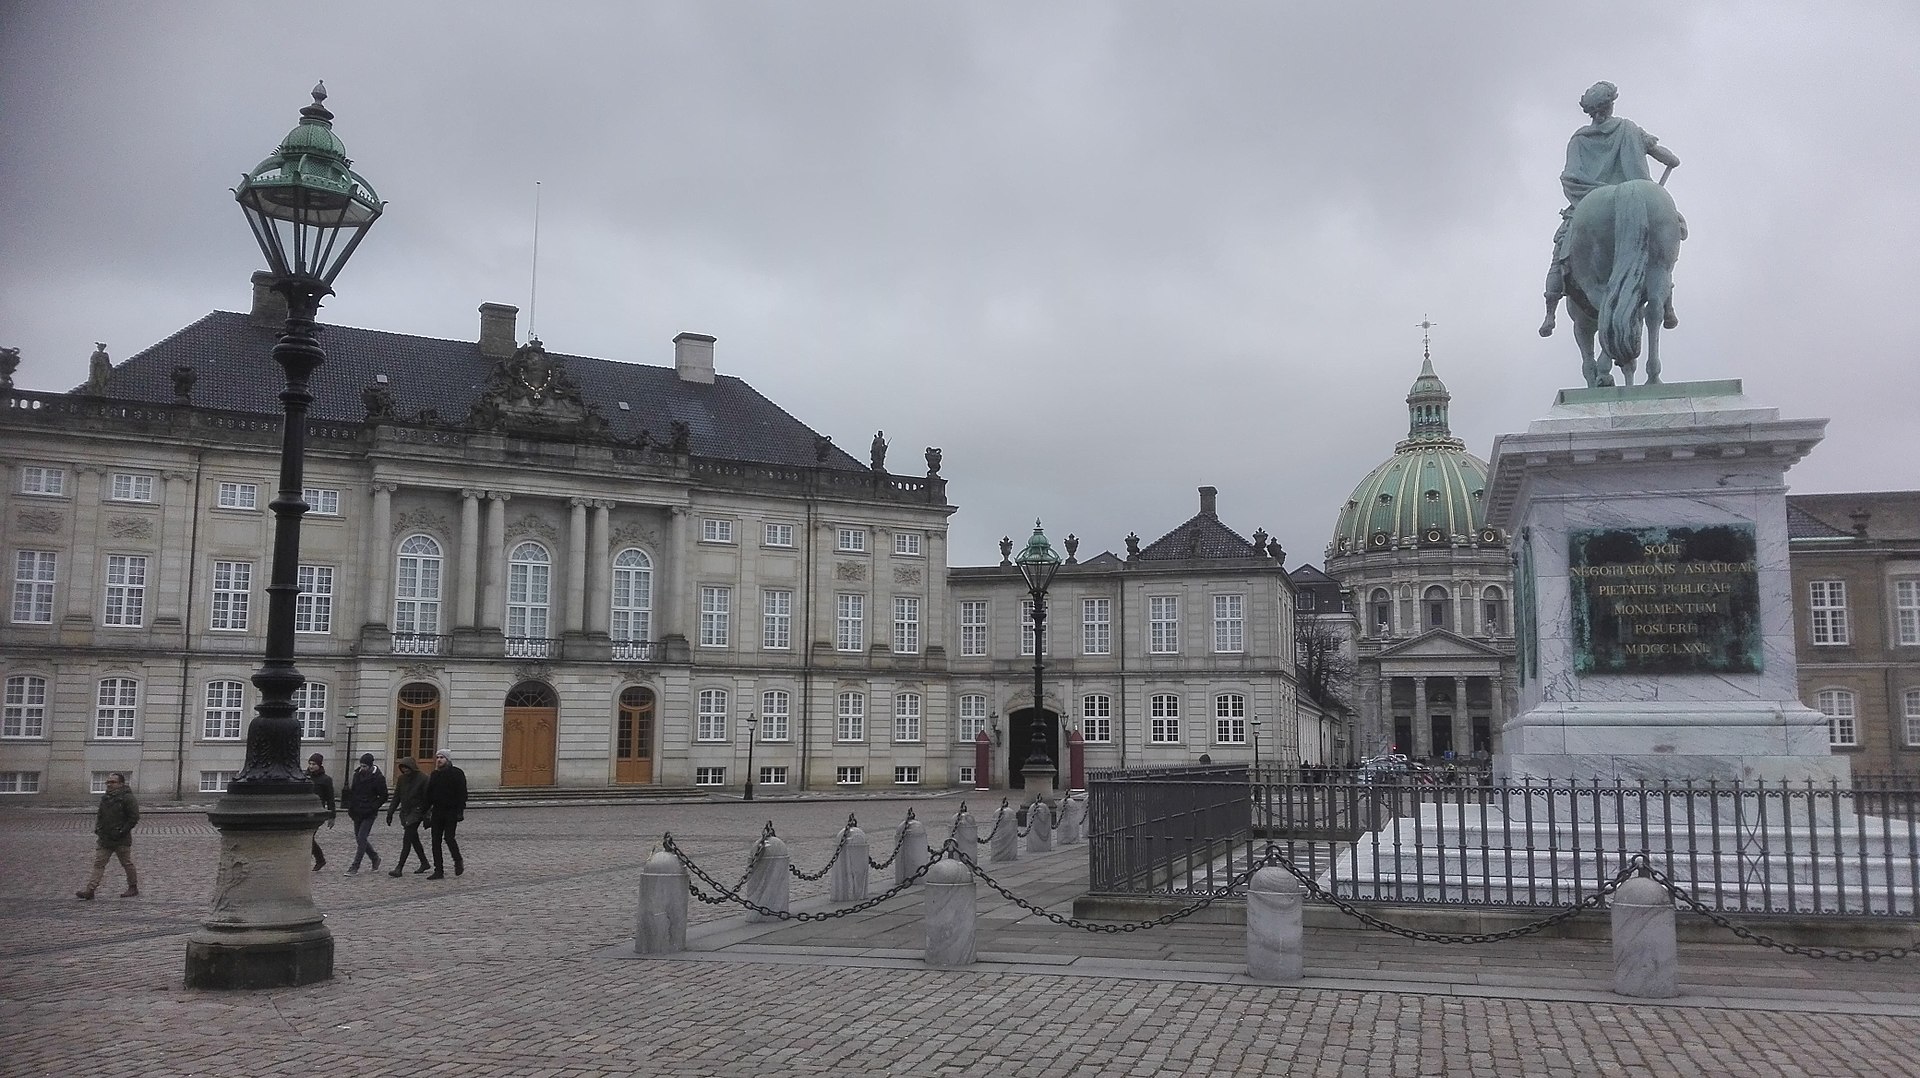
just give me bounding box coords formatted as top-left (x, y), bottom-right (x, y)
top-left (390, 633), bottom-right (446, 656)
top-left (504, 637), bottom-right (555, 660)
top-left (610, 639), bottom-right (657, 662)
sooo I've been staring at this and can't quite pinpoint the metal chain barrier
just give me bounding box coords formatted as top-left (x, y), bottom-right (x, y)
top-left (1641, 863), bottom-right (1916, 962)
top-left (665, 833), bottom-right (937, 921)
top-left (979, 798), bottom-right (1009, 843)
top-left (730, 821), bottom-right (778, 891)
top-left (947, 842), bottom-right (1258, 933)
top-left (790, 813), bottom-right (858, 882)
top-left (868, 807), bottom-right (916, 870)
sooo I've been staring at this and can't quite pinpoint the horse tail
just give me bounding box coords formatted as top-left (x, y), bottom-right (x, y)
top-left (1600, 183), bottom-right (1651, 364)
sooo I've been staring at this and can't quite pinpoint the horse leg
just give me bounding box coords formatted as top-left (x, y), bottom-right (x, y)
top-left (1645, 311), bottom-right (1662, 384)
top-left (1574, 314), bottom-right (1606, 388)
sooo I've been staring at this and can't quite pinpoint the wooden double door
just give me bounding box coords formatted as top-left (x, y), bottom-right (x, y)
top-left (501, 681), bottom-right (557, 788)
top-left (615, 686), bottom-right (655, 784)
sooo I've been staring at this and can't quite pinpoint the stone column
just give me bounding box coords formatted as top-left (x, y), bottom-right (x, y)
top-left (153, 469), bottom-right (192, 629)
top-left (364, 483), bottom-right (394, 627)
top-left (587, 501), bottom-right (612, 636)
top-left (64, 467), bottom-right (104, 627)
top-left (665, 505), bottom-right (689, 638)
top-left (480, 492), bottom-right (509, 629)
top-left (1453, 677), bottom-right (1470, 755)
top-left (566, 497), bottom-right (588, 634)
top-left (456, 489), bottom-right (481, 629)
top-left (1412, 678), bottom-right (1430, 759)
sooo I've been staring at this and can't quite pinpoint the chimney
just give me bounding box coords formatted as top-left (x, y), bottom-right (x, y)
top-left (249, 272), bottom-right (289, 327)
top-left (478, 303), bottom-right (519, 359)
top-left (1849, 508), bottom-right (1871, 538)
top-left (1198, 485), bottom-right (1218, 517)
top-left (674, 332), bottom-right (716, 384)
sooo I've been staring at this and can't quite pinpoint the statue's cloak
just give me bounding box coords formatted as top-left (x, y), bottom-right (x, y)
top-left (1561, 116), bottom-right (1660, 204)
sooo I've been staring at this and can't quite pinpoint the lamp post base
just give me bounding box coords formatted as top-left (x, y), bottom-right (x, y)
top-left (1020, 762), bottom-right (1060, 815)
top-left (183, 792), bottom-right (333, 990)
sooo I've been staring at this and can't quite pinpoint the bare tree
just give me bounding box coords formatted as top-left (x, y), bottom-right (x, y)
top-left (1295, 609), bottom-right (1356, 710)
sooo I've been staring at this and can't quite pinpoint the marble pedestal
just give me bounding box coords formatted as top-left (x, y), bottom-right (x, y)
top-left (183, 792), bottom-right (333, 989)
top-left (1485, 380), bottom-right (1844, 784)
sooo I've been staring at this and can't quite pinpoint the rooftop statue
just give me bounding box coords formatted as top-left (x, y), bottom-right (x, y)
top-left (1539, 82), bottom-right (1686, 388)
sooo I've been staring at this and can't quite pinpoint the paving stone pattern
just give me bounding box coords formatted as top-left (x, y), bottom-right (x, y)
top-left (3, 794), bottom-right (1919, 1077)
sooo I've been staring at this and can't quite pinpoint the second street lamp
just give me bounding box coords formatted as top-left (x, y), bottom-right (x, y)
top-left (1014, 521), bottom-right (1063, 797)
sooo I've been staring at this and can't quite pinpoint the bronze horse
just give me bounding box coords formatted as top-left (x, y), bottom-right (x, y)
top-left (1563, 178), bottom-right (1683, 388)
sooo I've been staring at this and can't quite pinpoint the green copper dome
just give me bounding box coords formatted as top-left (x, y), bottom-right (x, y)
top-left (1327, 357), bottom-right (1503, 559)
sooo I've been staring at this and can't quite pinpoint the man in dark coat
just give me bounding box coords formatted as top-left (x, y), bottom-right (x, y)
top-left (307, 753), bottom-right (337, 871)
top-left (76, 772), bottom-right (139, 899)
top-left (385, 755), bottom-right (431, 876)
top-left (425, 747), bottom-right (468, 879)
top-left (342, 752), bottom-right (389, 875)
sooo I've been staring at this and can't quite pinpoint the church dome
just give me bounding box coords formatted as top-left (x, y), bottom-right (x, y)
top-left (1327, 356), bottom-right (1502, 560)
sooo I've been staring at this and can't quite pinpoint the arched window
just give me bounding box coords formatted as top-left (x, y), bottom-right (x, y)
top-left (95, 678), bottom-right (139, 739)
top-left (1816, 689), bottom-right (1857, 747)
top-left (394, 535), bottom-right (443, 637)
top-left (1423, 585), bottom-right (1451, 631)
top-left (1370, 588), bottom-right (1393, 637)
top-left (506, 680), bottom-right (558, 708)
top-left (507, 542), bottom-right (552, 642)
top-left (611, 548), bottom-right (652, 649)
top-left (1482, 586), bottom-right (1506, 635)
top-left (203, 680), bottom-right (247, 740)
top-left (395, 682), bottom-right (440, 763)
top-left (836, 691), bottom-right (865, 742)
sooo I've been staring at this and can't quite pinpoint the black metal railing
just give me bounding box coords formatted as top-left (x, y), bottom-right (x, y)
top-left (1087, 766), bottom-right (1920, 917)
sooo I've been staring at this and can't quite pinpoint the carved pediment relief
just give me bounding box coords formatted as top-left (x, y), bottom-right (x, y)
top-left (468, 340), bottom-right (605, 437)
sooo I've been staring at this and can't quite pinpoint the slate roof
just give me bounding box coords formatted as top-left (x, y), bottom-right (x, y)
top-left (1788, 492), bottom-right (1920, 542)
top-left (1785, 503), bottom-right (1854, 541)
top-left (1136, 509), bottom-right (1257, 561)
top-left (88, 312), bottom-right (866, 471)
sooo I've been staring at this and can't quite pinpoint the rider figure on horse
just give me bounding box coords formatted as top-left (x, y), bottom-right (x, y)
top-left (1540, 82), bottom-right (1683, 337)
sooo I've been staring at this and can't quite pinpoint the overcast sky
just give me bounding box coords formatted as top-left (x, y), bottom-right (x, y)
top-left (5, 2), bottom-right (1916, 568)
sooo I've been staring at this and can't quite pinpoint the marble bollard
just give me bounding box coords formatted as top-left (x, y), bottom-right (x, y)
top-left (924, 857), bottom-right (977, 968)
top-left (830, 827), bottom-right (870, 903)
top-left (1026, 801), bottom-right (1054, 853)
top-left (952, 812), bottom-right (979, 852)
top-left (896, 818), bottom-right (933, 887)
top-left (1611, 876), bottom-right (1678, 998)
top-left (1058, 798), bottom-right (1084, 845)
top-left (743, 836), bottom-right (791, 923)
top-left (634, 850), bottom-right (688, 954)
top-left (989, 807), bottom-right (1020, 863)
top-left (1246, 866), bottom-right (1305, 983)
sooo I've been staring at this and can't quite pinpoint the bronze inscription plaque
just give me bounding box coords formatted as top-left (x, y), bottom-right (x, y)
top-left (1568, 524), bottom-right (1761, 675)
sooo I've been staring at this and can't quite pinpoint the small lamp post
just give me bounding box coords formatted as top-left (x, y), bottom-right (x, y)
top-left (741, 713), bottom-right (760, 802)
top-left (1014, 521), bottom-right (1063, 800)
top-left (186, 83), bottom-right (382, 990)
top-left (341, 709), bottom-right (358, 770)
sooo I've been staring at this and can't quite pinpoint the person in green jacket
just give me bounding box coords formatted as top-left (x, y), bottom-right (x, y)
top-left (77, 772), bottom-right (140, 899)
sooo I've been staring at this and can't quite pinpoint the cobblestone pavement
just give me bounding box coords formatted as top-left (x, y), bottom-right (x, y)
top-left (4, 794), bottom-right (1920, 1077)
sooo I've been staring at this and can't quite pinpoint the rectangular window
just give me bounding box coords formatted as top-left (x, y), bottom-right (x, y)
top-left (836, 527), bottom-right (867, 553)
top-left (110, 473), bottom-right (155, 503)
top-left (836, 766), bottom-right (864, 786)
top-left (102, 555), bottom-right (147, 627)
top-left (203, 680), bottom-right (246, 739)
top-left (761, 588), bottom-right (793, 650)
top-left (199, 770), bottom-right (237, 794)
top-left (1819, 689), bottom-right (1857, 747)
top-left (19, 466), bottom-right (65, 496)
top-left (694, 767), bottom-right (726, 787)
top-left (700, 518), bottom-right (734, 543)
top-left (1214, 694), bottom-right (1247, 744)
top-left (893, 596), bottom-right (921, 654)
top-left (295, 682), bottom-right (328, 740)
top-left (0, 771), bottom-right (42, 794)
top-left (1019, 598), bottom-right (1048, 656)
top-left (12, 550), bottom-right (56, 624)
top-left (894, 766), bottom-right (921, 785)
top-left (1082, 694), bottom-right (1112, 743)
top-left (894, 693), bottom-right (923, 742)
top-left (1903, 690), bottom-right (1920, 747)
top-left (958, 694), bottom-right (988, 742)
top-left (1149, 596), bottom-right (1180, 654)
top-left (95, 679), bottom-right (138, 739)
top-left (958, 765), bottom-right (976, 786)
top-left (760, 690), bottom-right (791, 741)
top-left (1897, 580), bottom-right (1920, 647)
top-left (4, 676), bottom-right (48, 738)
top-left (894, 532), bottom-right (922, 557)
top-left (216, 481), bottom-right (258, 510)
top-left (1212, 594), bottom-right (1245, 654)
top-left (1808, 581), bottom-right (1850, 646)
top-left (302, 487), bottom-right (341, 516)
top-left (836, 692), bottom-right (865, 742)
top-left (960, 600), bottom-right (988, 657)
top-left (836, 593), bottom-right (865, 652)
top-left (759, 766), bottom-right (789, 786)
top-left (210, 560), bottom-right (253, 631)
top-left (763, 522), bottom-right (794, 548)
top-left (1149, 694), bottom-right (1181, 744)
top-left (295, 564), bottom-right (333, 634)
top-left (91, 771), bottom-right (124, 795)
top-left (1082, 597), bottom-right (1111, 656)
top-left (699, 586), bottom-right (732, 648)
top-left (696, 689), bottom-right (729, 742)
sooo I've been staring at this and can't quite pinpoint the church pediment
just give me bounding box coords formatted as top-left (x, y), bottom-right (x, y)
top-left (1375, 628), bottom-right (1508, 661)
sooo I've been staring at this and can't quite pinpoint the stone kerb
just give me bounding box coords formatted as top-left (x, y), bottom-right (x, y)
top-left (743, 836), bottom-right (791, 922)
top-left (634, 849), bottom-right (688, 954)
top-left (831, 826), bottom-right (869, 903)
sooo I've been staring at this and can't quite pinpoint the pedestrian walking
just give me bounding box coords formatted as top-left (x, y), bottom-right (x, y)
top-left (386, 755), bottom-right (431, 876)
top-left (425, 747), bottom-right (468, 879)
top-left (307, 753), bottom-right (336, 872)
top-left (342, 752), bottom-right (389, 875)
top-left (76, 772), bottom-right (139, 899)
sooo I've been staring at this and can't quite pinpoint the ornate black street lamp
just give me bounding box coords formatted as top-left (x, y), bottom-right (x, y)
top-left (741, 713), bottom-right (760, 802)
top-left (185, 83), bottom-right (382, 990)
top-left (1014, 521), bottom-right (1063, 795)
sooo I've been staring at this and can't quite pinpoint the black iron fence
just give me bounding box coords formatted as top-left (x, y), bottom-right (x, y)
top-left (1086, 765), bottom-right (1920, 917)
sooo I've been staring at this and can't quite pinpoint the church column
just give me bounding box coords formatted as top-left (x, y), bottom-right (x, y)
top-left (1412, 678), bottom-right (1430, 759)
top-left (587, 501), bottom-right (612, 636)
top-left (456, 489), bottom-right (481, 629)
top-left (665, 505), bottom-right (689, 638)
top-left (566, 497), bottom-right (589, 634)
top-left (1453, 676), bottom-right (1470, 755)
top-left (364, 483), bottom-right (394, 628)
top-left (481, 491), bottom-right (510, 629)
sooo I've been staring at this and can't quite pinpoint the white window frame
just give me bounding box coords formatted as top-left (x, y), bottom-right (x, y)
top-left (763, 522), bottom-right (795, 549)
top-left (1083, 597), bottom-right (1111, 656)
top-left (102, 554), bottom-right (148, 628)
top-left (1809, 581), bottom-right (1850, 646)
top-left (1149, 693), bottom-right (1181, 744)
top-left (611, 549), bottom-right (653, 645)
top-left (836, 527), bottom-right (867, 553)
top-left (760, 690), bottom-right (791, 742)
top-left (394, 535), bottom-right (444, 636)
top-left (1212, 594), bottom-right (1245, 654)
top-left (894, 692), bottom-right (923, 742)
top-left (1149, 596), bottom-right (1180, 655)
top-left (762, 588), bottom-right (793, 650)
top-left (694, 766), bottom-right (726, 787)
top-left (199, 770), bottom-right (238, 793)
top-left (835, 593), bottom-right (865, 652)
top-left (18, 466), bottom-right (65, 496)
top-left (1214, 693), bottom-right (1247, 745)
top-left (1817, 688), bottom-right (1857, 747)
top-left (758, 765), bottom-right (789, 786)
top-left (893, 596), bottom-right (920, 654)
top-left (835, 766), bottom-right (864, 786)
top-left (0, 771), bottom-right (42, 794)
top-left (700, 518), bottom-right (734, 544)
top-left (210, 560), bottom-right (253, 632)
top-left (836, 691), bottom-right (866, 742)
top-left (893, 532), bottom-right (922, 557)
top-left (700, 586), bottom-right (732, 648)
top-left (1896, 580), bottom-right (1920, 648)
top-left (203, 680), bottom-right (247, 740)
top-left (506, 542), bottom-right (552, 641)
top-left (1904, 689), bottom-right (1920, 748)
top-left (960, 600), bottom-right (988, 657)
top-left (958, 694), bottom-right (988, 743)
top-left (296, 682), bottom-right (328, 740)
top-left (302, 487), bottom-right (341, 516)
top-left (696, 689), bottom-right (729, 742)
top-left (95, 678), bottom-right (138, 739)
top-left (893, 766), bottom-right (921, 785)
top-left (958, 765), bottom-right (976, 786)
top-left (12, 550), bottom-right (56, 624)
top-left (3, 675), bottom-right (48, 738)
top-left (295, 564), bottom-right (333, 634)
top-left (216, 481), bottom-right (259, 510)
top-left (1082, 694), bottom-right (1112, 744)
top-left (110, 473), bottom-right (155, 503)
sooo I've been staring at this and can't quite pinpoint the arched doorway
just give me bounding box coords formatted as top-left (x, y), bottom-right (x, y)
top-left (501, 681), bottom-right (558, 787)
top-left (396, 682), bottom-right (440, 771)
top-left (614, 686), bottom-right (655, 784)
top-left (1006, 706), bottom-right (1059, 790)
